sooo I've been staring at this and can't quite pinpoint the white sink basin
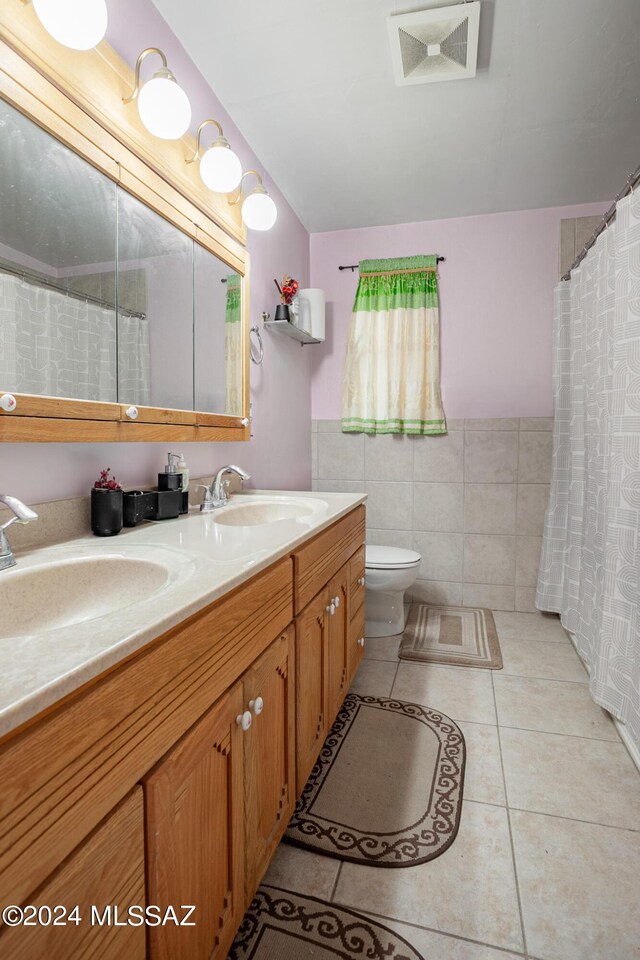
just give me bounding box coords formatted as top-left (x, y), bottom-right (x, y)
top-left (1, 554), bottom-right (172, 638)
top-left (213, 496), bottom-right (325, 527)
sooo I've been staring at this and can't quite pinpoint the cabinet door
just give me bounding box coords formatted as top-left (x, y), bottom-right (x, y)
top-left (349, 544), bottom-right (366, 622)
top-left (0, 789), bottom-right (145, 960)
top-left (348, 602), bottom-right (366, 688)
top-left (243, 626), bottom-right (296, 902)
top-left (327, 565), bottom-right (350, 721)
top-left (144, 683), bottom-right (245, 960)
top-left (295, 588), bottom-right (330, 794)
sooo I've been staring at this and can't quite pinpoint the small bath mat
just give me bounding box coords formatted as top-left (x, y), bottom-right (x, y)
top-left (228, 885), bottom-right (425, 960)
top-left (400, 604), bottom-right (503, 669)
top-left (284, 693), bottom-right (465, 867)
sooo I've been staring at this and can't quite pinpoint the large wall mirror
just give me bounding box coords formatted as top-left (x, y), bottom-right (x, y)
top-left (0, 99), bottom-right (245, 426)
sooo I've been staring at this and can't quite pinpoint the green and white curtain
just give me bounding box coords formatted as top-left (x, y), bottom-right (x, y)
top-left (224, 274), bottom-right (242, 417)
top-left (342, 255), bottom-right (446, 434)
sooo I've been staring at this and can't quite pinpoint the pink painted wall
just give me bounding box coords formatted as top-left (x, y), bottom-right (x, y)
top-left (310, 202), bottom-right (608, 420)
top-left (1, 0), bottom-right (312, 502)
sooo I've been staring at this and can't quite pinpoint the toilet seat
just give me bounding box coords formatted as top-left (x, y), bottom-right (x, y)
top-left (366, 545), bottom-right (421, 570)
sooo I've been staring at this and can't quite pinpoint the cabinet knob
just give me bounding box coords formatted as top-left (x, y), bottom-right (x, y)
top-left (0, 393), bottom-right (17, 413)
top-left (236, 710), bottom-right (252, 731)
top-left (240, 417), bottom-right (249, 427)
top-left (125, 405), bottom-right (139, 420)
top-left (326, 603), bottom-right (336, 616)
top-left (334, 595), bottom-right (340, 608)
top-left (358, 576), bottom-right (366, 587)
top-left (358, 637), bottom-right (365, 647)
top-left (249, 696), bottom-right (264, 716)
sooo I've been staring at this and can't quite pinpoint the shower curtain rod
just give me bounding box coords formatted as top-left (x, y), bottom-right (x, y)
top-left (0, 261), bottom-right (147, 319)
top-left (338, 257), bottom-right (445, 273)
top-left (562, 161), bottom-right (640, 281)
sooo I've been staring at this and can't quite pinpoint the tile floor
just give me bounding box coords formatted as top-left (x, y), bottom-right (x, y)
top-left (264, 610), bottom-right (640, 960)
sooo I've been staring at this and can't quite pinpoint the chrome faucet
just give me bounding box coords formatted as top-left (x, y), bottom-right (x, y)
top-left (199, 465), bottom-right (251, 512)
top-left (0, 494), bottom-right (38, 571)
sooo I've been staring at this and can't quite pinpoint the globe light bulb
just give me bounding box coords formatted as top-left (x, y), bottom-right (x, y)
top-left (137, 71), bottom-right (191, 140)
top-left (242, 189), bottom-right (277, 231)
top-left (199, 141), bottom-right (242, 193)
top-left (32, 0), bottom-right (108, 51)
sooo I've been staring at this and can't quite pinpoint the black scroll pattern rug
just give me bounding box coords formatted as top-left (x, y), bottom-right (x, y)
top-left (227, 885), bottom-right (426, 960)
top-left (284, 693), bottom-right (465, 867)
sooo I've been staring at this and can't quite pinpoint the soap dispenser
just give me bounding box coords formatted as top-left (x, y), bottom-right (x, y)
top-left (158, 452), bottom-right (182, 491)
top-left (176, 453), bottom-right (189, 514)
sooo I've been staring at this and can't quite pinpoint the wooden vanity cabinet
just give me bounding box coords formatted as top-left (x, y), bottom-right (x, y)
top-left (348, 546), bottom-right (367, 683)
top-left (294, 587), bottom-right (330, 794)
top-left (293, 507), bottom-right (367, 793)
top-left (327, 566), bottom-right (350, 721)
top-left (0, 789), bottom-right (146, 960)
top-left (0, 504), bottom-right (366, 960)
top-left (144, 684), bottom-right (246, 960)
top-left (242, 626), bottom-right (296, 902)
top-left (143, 626), bottom-right (296, 960)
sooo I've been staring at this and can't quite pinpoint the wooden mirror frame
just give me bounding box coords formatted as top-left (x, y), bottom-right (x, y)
top-left (0, 4), bottom-right (250, 442)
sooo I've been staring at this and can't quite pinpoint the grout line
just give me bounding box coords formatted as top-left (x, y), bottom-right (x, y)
top-left (493, 721), bottom-right (619, 744)
top-left (500, 672), bottom-right (587, 684)
top-left (506, 805), bottom-right (640, 835)
top-left (352, 907), bottom-right (526, 958)
top-left (492, 669), bottom-right (530, 960)
top-left (494, 673), bottom-right (595, 687)
top-left (328, 862), bottom-right (343, 903)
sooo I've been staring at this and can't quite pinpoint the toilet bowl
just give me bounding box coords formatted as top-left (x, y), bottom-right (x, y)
top-left (365, 545), bottom-right (422, 638)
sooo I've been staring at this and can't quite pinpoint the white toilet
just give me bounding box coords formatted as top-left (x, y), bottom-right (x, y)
top-left (364, 545), bottom-right (422, 638)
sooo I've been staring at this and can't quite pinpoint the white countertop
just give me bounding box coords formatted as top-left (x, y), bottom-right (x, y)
top-left (0, 490), bottom-right (366, 738)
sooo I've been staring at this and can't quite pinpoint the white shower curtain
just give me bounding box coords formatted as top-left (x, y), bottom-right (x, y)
top-left (0, 273), bottom-right (150, 404)
top-left (537, 188), bottom-right (640, 751)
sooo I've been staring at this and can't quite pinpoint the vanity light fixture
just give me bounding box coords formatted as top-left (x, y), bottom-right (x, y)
top-left (31, 0), bottom-right (108, 51)
top-left (123, 48), bottom-right (191, 141)
top-left (230, 171), bottom-right (278, 231)
top-left (187, 120), bottom-right (242, 194)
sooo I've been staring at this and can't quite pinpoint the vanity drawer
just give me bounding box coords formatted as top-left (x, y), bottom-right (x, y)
top-left (349, 545), bottom-right (366, 619)
top-left (293, 505), bottom-right (365, 614)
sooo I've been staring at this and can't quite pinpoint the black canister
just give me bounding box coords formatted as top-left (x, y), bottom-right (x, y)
top-left (91, 488), bottom-right (123, 536)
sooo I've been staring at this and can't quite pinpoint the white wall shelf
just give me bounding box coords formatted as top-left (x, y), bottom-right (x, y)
top-left (263, 318), bottom-right (322, 345)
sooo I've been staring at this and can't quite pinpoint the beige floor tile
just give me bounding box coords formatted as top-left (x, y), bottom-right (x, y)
top-left (349, 659), bottom-right (398, 697)
top-left (333, 800), bottom-right (523, 952)
top-left (511, 810), bottom-right (640, 960)
top-left (458, 722), bottom-right (506, 806)
top-left (393, 662), bottom-right (497, 725)
top-left (264, 843), bottom-right (340, 900)
top-left (364, 915), bottom-right (524, 960)
top-left (494, 676), bottom-right (618, 740)
top-left (501, 728), bottom-right (640, 829)
top-left (500, 638), bottom-right (587, 682)
top-left (363, 634), bottom-right (401, 662)
top-left (492, 611), bottom-right (568, 642)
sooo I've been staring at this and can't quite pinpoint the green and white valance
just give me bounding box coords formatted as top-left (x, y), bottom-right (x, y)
top-left (342, 255), bottom-right (447, 435)
top-left (224, 274), bottom-right (242, 416)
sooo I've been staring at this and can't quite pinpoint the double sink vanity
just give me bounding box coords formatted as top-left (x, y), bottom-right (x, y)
top-left (0, 491), bottom-right (367, 959)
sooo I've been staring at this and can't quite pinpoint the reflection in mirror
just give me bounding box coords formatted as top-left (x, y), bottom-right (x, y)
top-left (194, 245), bottom-right (242, 416)
top-left (0, 98), bottom-right (118, 401)
top-left (117, 190), bottom-right (194, 411)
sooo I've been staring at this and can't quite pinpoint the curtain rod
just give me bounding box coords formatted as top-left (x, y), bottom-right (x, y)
top-left (0, 261), bottom-right (146, 319)
top-left (339, 256), bottom-right (445, 273)
top-left (562, 162), bottom-right (640, 281)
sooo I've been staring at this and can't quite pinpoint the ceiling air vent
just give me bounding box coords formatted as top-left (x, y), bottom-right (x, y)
top-left (387, 2), bottom-right (480, 86)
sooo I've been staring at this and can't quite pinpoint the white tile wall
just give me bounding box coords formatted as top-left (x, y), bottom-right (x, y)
top-left (311, 417), bottom-right (554, 612)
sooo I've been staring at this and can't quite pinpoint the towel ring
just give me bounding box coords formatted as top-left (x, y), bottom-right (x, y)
top-left (249, 325), bottom-right (264, 365)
